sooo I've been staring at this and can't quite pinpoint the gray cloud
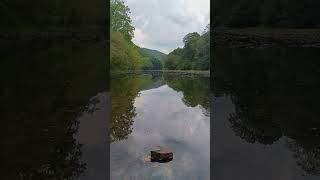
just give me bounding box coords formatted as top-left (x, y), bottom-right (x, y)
top-left (167, 13), bottom-right (192, 26)
top-left (123, 0), bottom-right (210, 54)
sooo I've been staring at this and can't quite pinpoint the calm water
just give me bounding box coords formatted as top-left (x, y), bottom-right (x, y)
top-left (2, 41), bottom-right (320, 180)
top-left (212, 48), bottom-right (320, 180)
top-left (110, 74), bottom-right (210, 179)
top-left (0, 41), bottom-right (109, 180)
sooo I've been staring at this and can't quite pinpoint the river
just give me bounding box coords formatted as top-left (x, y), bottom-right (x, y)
top-left (212, 48), bottom-right (320, 180)
top-left (0, 41), bottom-right (109, 180)
top-left (2, 41), bottom-right (320, 180)
top-left (110, 73), bottom-right (210, 179)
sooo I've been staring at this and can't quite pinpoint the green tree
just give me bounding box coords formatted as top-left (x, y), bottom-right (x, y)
top-left (110, 32), bottom-right (143, 71)
top-left (164, 27), bottom-right (209, 70)
top-left (164, 53), bottom-right (182, 70)
top-left (111, 0), bottom-right (135, 41)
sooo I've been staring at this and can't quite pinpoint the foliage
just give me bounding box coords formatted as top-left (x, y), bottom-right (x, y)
top-left (164, 28), bottom-right (210, 70)
top-left (110, 0), bottom-right (163, 71)
top-left (111, 0), bottom-right (135, 41)
top-left (110, 32), bottom-right (143, 71)
top-left (139, 48), bottom-right (167, 70)
top-left (139, 48), bottom-right (165, 70)
top-left (139, 48), bottom-right (167, 61)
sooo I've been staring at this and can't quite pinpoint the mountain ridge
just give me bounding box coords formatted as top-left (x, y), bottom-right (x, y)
top-left (139, 47), bottom-right (167, 61)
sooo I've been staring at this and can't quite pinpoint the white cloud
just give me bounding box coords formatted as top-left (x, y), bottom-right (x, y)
top-left (132, 28), bottom-right (146, 47)
top-left (123, 0), bottom-right (210, 54)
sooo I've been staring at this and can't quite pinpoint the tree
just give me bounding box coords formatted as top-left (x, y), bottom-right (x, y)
top-left (183, 32), bottom-right (201, 47)
top-left (164, 28), bottom-right (209, 70)
top-left (164, 54), bottom-right (182, 70)
top-left (110, 32), bottom-right (143, 71)
top-left (111, 0), bottom-right (135, 41)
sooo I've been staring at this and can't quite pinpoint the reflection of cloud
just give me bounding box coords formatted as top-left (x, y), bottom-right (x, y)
top-left (134, 94), bottom-right (144, 108)
top-left (111, 85), bottom-right (209, 179)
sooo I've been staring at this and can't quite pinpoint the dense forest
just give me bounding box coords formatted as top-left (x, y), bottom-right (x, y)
top-left (0, 0), bottom-right (106, 30)
top-left (213, 0), bottom-right (320, 28)
top-left (164, 26), bottom-right (210, 70)
top-left (110, 0), bottom-right (164, 71)
top-left (139, 48), bottom-right (166, 70)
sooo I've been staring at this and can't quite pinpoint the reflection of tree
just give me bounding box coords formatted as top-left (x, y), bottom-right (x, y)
top-left (0, 41), bottom-right (106, 179)
top-left (110, 73), bottom-right (210, 142)
top-left (288, 140), bottom-right (320, 176)
top-left (229, 113), bottom-right (282, 145)
top-left (111, 75), bottom-right (164, 142)
top-left (212, 48), bottom-right (320, 175)
top-left (164, 74), bottom-right (210, 116)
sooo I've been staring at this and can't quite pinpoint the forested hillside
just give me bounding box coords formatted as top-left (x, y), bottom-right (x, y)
top-left (213, 0), bottom-right (320, 28)
top-left (139, 48), bottom-right (166, 70)
top-left (164, 26), bottom-right (210, 70)
top-left (111, 0), bottom-right (163, 71)
top-left (140, 48), bottom-right (166, 61)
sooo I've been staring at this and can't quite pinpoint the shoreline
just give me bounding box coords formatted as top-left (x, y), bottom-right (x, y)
top-left (213, 28), bottom-right (320, 48)
top-left (111, 70), bottom-right (210, 77)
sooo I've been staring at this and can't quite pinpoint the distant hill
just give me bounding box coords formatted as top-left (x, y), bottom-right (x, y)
top-left (139, 48), bottom-right (167, 61)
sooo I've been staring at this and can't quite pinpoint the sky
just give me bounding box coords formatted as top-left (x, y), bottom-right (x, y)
top-left (123, 0), bottom-right (210, 54)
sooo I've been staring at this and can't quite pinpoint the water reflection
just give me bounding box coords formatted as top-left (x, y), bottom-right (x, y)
top-left (111, 74), bottom-right (210, 179)
top-left (212, 48), bottom-right (320, 179)
top-left (0, 41), bottom-right (108, 180)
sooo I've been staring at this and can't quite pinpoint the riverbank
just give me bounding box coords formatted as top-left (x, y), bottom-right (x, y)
top-left (111, 70), bottom-right (210, 77)
top-left (213, 27), bottom-right (320, 48)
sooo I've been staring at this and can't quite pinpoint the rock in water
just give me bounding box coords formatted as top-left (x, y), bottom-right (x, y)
top-left (150, 146), bottom-right (173, 163)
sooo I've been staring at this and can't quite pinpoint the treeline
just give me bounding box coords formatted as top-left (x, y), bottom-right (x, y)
top-left (164, 26), bottom-right (210, 70)
top-left (213, 0), bottom-right (320, 28)
top-left (139, 48), bottom-right (165, 70)
top-left (111, 0), bottom-right (163, 71)
top-left (0, 0), bottom-right (106, 30)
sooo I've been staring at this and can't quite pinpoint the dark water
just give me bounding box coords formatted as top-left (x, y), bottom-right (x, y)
top-left (0, 41), bottom-right (109, 180)
top-left (212, 48), bottom-right (320, 179)
top-left (110, 74), bottom-right (210, 179)
top-left (2, 42), bottom-right (319, 180)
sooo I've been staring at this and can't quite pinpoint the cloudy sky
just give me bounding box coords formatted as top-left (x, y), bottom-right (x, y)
top-left (123, 0), bottom-right (210, 54)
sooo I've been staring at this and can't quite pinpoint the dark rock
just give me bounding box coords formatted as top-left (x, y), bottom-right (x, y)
top-left (150, 147), bottom-right (173, 163)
